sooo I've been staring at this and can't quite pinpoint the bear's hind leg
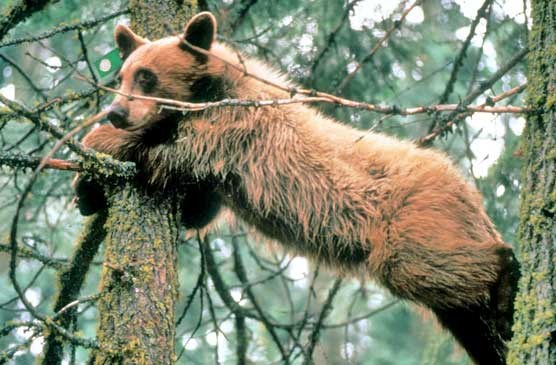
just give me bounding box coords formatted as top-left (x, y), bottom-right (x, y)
top-left (490, 246), bottom-right (520, 340)
top-left (376, 242), bottom-right (516, 365)
top-left (432, 305), bottom-right (506, 365)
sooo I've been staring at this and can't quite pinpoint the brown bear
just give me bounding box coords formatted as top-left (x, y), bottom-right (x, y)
top-left (75, 12), bottom-right (520, 365)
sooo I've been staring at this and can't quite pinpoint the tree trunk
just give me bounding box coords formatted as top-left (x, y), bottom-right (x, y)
top-left (507, 0), bottom-right (556, 363)
top-left (129, 0), bottom-right (197, 36)
top-left (91, 2), bottom-right (197, 363)
top-left (90, 185), bottom-right (181, 364)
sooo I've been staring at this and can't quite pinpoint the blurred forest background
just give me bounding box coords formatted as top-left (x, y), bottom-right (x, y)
top-left (0, 0), bottom-right (529, 364)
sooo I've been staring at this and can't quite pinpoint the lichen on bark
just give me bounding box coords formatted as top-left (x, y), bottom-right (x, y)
top-left (89, 184), bottom-right (181, 364)
top-left (90, 1), bottom-right (197, 363)
top-left (507, 0), bottom-right (556, 363)
top-left (129, 0), bottom-right (197, 37)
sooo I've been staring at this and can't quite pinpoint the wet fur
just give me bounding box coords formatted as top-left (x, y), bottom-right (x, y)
top-left (77, 13), bottom-right (520, 364)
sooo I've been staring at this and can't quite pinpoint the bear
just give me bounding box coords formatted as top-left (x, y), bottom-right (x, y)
top-left (75, 12), bottom-right (520, 365)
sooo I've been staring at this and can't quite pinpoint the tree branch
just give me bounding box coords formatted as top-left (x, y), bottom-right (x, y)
top-left (83, 76), bottom-right (530, 116)
top-left (335, 0), bottom-right (422, 93)
top-left (0, 9), bottom-right (129, 48)
top-left (41, 210), bottom-right (108, 365)
top-left (0, 0), bottom-right (52, 42)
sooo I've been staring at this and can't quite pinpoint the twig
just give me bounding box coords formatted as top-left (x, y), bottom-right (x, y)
top-left (418, 81), bottom-right (528, 145)
top-left (439, 0), bottom-right (493, 105)
top-left (77, 30), bottom-right (100, 109)
top-left (42, 210), bottom-right (108, 365)
top-left (323, 299), bottom-right (399, 328)
top-left (176, 239), bottom-right (206, 326)
top-left (181, 24), bottom-right (529, 120)
top-left (462, 48), bottom-right (528, 106)
top-left (292, 265), bottom-right (321, 359)
top-left (428, 0), bottom-right (493, 134)
top-left (0, 93), bottom-right (84, 155)
top-left (335, 0), bottom-right (422, 93)
top-left (0, 241), bottom-right (68, 270)
top-left (235, 309), bottom-right (247, 365)
top-left (303, 278), bottom-right (343, 364)
top-left (232, 236), bottom-right (288, 363)
top-left (309, 0), bottom-right (361, 80)
top-left (52, 294), bottom-right (101, 320)
top-left (79, 75), bottom-right (530, 116)
top-left (37, 110), bottom-right (107, 171)
top-left (6, 111), bottom-right (110, 355)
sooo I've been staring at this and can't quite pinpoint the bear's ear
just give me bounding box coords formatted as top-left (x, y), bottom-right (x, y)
top-left (183, 12), bottom-right (217, 51)
top-left (114, 24), bottom-right (147, 60)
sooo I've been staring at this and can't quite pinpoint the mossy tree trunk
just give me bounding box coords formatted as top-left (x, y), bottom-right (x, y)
top-left (508, 0), bottom-right (556, 364)
top-left (90, 186), bottom-right (181, 364)
top-left (90, 2), bottom-right (197, 364)
top-left (129, 0), bottom-right (197, 35)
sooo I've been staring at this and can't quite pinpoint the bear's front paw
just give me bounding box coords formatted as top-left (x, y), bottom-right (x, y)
top-left (72, 174), bottom-right (106, 216)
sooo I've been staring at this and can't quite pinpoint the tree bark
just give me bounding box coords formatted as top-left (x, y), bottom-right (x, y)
top-left (90, 2), bottom-right (197, 363)
top-left (129, 0), bottom-right (198, 37)
top-left (90, 185), bottom-right (181, 364)
top-left (508, 0), bottom-right (556, 363)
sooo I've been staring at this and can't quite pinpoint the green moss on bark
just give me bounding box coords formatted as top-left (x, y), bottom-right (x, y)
top-left (90, 184), bottom-right (181, 364)
top-left (90, 2), bottom-right (197, 363)
top-left (129, 0), bottom-right (197, 37)
top-left (508, 1), bottom-right (556, 364)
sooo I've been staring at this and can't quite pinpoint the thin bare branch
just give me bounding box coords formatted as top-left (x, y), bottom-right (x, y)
top-left (81, 76), bottom-right (529, 116)
top-left (439, 0), bottom-right (493, 105)
top-left (335, 0), bottom-right (422, 93)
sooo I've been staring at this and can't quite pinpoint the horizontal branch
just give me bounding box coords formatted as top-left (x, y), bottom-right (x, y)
top-left (0, 0), bottom-right (51, 42)
top-left (180, 38), bottom-right (530, 117)
top-left (161, 96), bottom-right (528, 114)
top-left (0, 152), bottom-right (80, 171)
top-left (0, 150), bottom-right (135, 180)
top-left (0, 95), bottom-right (136, 179)
top-left (0, 9), bottom-right (129, 48)
top-left (0, 93), bottom-right (83, 154)
top-left (0, 241), bottom-right (68, 270)
top-left (417, 83), bottom-right (527, 145)
top-left (85, 78), bottom-right (529, 116)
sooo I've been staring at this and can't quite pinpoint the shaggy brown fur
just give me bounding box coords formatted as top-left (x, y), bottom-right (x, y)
top-left (76, 12), bottom-right (520, 364)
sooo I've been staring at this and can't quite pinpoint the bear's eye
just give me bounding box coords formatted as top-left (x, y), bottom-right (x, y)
top-left (135, 69), bottom-right (157, 94)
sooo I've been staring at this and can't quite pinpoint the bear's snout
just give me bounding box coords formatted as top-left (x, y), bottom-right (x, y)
top-left (107, 104), bottom-right (130, 129)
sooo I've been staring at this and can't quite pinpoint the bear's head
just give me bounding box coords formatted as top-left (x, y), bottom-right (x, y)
top-left (107, 12), bottom-right (219, 130)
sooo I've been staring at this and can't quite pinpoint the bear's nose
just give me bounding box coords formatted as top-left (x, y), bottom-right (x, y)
top-left (107, 105), bottom-right (129, 129)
